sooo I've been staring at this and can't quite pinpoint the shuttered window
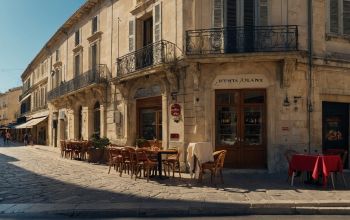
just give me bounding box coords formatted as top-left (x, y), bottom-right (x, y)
top-left (328, 0), bottom-right (350, 35)
top-left (344, 0), bottom-right (350, 34)
top-left (244, 0), bottom-right (255, 26)
top-left (258, 0), bottom-right (268, 26)
top-left (226, 0), bottom-right (237, 26)
top-left (213, 0), bottom-right (223, 27)
top-left (153, 2), bottom-right (162, 42)
top-left (128, 18), bottom-right (135, 52)
top-left (330, 0), bottom-right (339, 34)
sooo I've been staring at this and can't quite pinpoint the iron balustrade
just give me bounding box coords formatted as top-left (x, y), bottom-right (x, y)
top-left (116, 40), bottom-right (176, 77)
top-left (186, 25), bottom-right (298, 55)
top-left (48, 64), bottom-right (109, 101)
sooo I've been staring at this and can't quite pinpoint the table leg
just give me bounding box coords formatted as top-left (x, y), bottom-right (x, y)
top-left (158, 152), bottom-right (162, 177)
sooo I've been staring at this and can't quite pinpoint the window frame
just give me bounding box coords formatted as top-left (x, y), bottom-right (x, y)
top-left (327, 0), bottom-right (350, 36)
top-left (75, 29), bottom-right (81, 46)
top-left (92, 16), bottom-right (99, 34)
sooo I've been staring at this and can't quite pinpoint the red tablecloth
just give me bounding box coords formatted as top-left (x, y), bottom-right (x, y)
top-left (288, 154), bottom-right (343, 187)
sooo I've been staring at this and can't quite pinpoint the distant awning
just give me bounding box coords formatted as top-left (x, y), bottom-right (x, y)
top-left (15, 116), bottom-right (48, 129)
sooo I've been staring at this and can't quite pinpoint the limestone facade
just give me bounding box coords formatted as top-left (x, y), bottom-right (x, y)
top-left (0, 87), bottom-right (22, 126)
top-left (19, 0), bottom-right (350, 172)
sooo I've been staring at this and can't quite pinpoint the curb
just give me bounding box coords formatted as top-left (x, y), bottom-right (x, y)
top-left (2, 202), bottom-right (350, 217)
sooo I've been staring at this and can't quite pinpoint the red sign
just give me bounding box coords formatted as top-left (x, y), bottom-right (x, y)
top-left (171, 104), bottom-right (181, 116)
top-left (170, 133), bottom-right (179, 139)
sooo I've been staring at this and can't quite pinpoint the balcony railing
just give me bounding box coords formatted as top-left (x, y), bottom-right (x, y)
top-left (116, 40), bottom-right (176, 78)
top-left (48, 64), bottom-right (109, 101)
top-left (186, 25), bottom-right (298, 55)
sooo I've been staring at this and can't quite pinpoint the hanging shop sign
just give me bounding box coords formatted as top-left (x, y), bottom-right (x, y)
top-left (170, 103), bottom-right (181, 123)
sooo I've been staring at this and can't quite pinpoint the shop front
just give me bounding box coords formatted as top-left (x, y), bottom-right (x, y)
top-left (322, 102), bottom-right (349, 168)
top-left (215, 89), bottom-right (266, 168)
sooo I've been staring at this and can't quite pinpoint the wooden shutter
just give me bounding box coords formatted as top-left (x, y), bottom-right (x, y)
top-left (343, 0), bottom-right (350, 35)
top-left (213, 0), bottom-right (223, 28)
top-left (244, 0), bottom-right (255, 26)
top-left (128, 18), bottom-right (136, 52)
top-left (259, 0), bottom-right (268, 26)
top-left (153, 2), bottom-right (162, 42)
top-left (226, 0), bottom-right (237, 27)
top-left (330, 0), bottom-right (339, 34)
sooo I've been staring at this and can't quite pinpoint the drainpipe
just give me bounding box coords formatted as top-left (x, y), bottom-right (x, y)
top-left (307, 0), bottom-right (313, 154)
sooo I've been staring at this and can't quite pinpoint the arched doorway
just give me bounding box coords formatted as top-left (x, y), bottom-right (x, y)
top-left (93, 102), bottom-right (101, 137)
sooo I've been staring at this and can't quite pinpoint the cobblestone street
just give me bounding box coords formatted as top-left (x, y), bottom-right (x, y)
top-left (1, 142), bottom-right (350, 216)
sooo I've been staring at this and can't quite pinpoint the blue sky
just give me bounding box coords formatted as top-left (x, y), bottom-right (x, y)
top-left (0, 0), bottom-right (86, 93)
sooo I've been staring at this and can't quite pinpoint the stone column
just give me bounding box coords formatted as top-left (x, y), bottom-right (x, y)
top-left (100, 104), bottom-right (106, 138)
top-left (162, 93), bottom-right (169, 149)
top-left (82, 107), bottom-right (89, 140)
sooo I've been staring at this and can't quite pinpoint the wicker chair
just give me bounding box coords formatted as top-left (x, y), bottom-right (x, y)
top-left (163, 150), bottom-right (182, 178)
top-left (107, 146), bottom-right (123, 175)
top-left (198, 150), bottom-right (227, 184)
top-left (134, 148), bottom-right (157, 182)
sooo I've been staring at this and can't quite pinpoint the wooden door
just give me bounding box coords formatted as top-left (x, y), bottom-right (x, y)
top-left (137, 96), bottom-right (162, 141)
top-left (215, 89), bottom-right (266, 168)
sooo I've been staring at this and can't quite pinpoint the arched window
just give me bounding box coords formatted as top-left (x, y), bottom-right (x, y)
top-left (93, 102), bottom-right (100, 137)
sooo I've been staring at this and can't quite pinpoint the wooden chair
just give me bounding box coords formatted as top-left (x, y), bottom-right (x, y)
top-left (163, 150), bottom-right (182, 178)
top-left (134, 148), bottom-right (157, 182)
top-left (64, 141), bottom-right (73, 159)
top-left (120, 147), bottom-right (135, 176)
top-left (107, 147), bottom-right (123, 175)
top-left (124, 147), bottom-right (137, 179)
top-left (199, 150), bottom-right (227, 184)
top-left (60, 140), bottom-right (66, 158)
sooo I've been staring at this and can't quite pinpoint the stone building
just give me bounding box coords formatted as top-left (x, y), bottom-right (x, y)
top-left (17, 51), bottom-right (49, 145)
top-left (0, 87), bottom-right (22, 127)
top-left (19, 0), bottom-right (350, 172)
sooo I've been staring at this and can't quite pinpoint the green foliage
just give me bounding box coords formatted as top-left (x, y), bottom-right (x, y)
top-left (90, 133), bottom-right (110, 149)
top-left (135, 138), bottom-right (148, 147)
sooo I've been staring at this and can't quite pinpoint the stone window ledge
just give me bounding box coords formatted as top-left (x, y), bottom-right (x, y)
top-left (326, 33), bottom-right (350, 43)
top-left (87, 31), bottom-right (103, 43)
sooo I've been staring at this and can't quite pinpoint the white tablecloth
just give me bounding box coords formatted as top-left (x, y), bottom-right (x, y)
top-left (187, 142), bottom-right (214, 178)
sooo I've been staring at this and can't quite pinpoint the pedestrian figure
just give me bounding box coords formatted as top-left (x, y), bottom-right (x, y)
top-left (1, 130), bottom-right (5, 145)
top-left (5, 131), bottom-right (11, 144)
top-left (24, 133), bottom-right (29, 146)
top-left (28, 133), bottom-right (33, 146)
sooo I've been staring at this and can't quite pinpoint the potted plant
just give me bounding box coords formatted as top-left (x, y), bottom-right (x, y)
top-left (88, 133), bottom-right (110, 163)
top-left (135, 138), bottom-right (150, 148)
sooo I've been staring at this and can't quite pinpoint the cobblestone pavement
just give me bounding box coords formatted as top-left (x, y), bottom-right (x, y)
top-left (1, 141), bottom-right (350, 207)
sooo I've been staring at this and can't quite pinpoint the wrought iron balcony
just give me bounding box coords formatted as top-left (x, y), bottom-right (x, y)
top-left (186, 25), bottom-right (298, 55)
top-left (116, 40), bottom-right (176, 78)
top-left (48, 64), bottom-right (109, 101)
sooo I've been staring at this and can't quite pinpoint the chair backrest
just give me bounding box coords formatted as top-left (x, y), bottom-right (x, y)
top-left (284, 149), bottom-right (298, 164)
top-left (108, 147), bottom-right (122, 161)
top-left (60, 140), bottom-right (66, 150)
top-left (135, 148), bottom-right (148, 162)
top-left (215, 150), bottom-right (227, 169)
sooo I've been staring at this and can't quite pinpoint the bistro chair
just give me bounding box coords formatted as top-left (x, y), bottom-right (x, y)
top-left (163, 149), bottom-right (182, 178)
top-left (64, 141), bottom-right (73, 159)
top-left (107, 146), bottom-right (123, 175)
top-left (134, 148), bottom-right (157, 182)
top-left (124, 146), bottom-right (137, 179)
top-left (199, 150), bottom-right (227, 184)
top-left (60, 140), bottom-right (67, 158)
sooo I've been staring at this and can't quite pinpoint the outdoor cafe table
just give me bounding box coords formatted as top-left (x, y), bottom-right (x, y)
top-left (288, 154), bottom-right (343, 187)
top-left (149, 149), bottom-right (178, 178)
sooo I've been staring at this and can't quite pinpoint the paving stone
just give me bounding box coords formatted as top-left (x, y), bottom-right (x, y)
top-left (1, 143), bottom-right (350, 216)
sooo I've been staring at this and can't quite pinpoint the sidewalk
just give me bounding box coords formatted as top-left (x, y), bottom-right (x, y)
top-left (1, 144), bottom-right (350, 217)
